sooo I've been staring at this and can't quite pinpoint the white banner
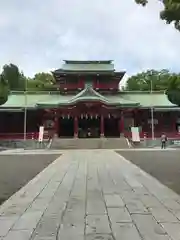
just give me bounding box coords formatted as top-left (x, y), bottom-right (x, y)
top-left (38, 126), bottom-right (44, 142)
top-left (131, 127), bottom-right (140, 142)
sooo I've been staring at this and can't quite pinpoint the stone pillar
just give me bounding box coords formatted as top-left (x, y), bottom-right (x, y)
top-left (100, 115), bottom-right (104, 137)
top-left (119, 111), bottom-right (124, 137)
top-left (74, 116), bottom-right (78, 138)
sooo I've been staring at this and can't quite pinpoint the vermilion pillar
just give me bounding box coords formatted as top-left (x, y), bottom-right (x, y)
top-left (74, 116), bottom-right (78, 138)
top-left (119, 111), bottom-right (124, 136)
top-left (100, 115), bottom-right (104, 137)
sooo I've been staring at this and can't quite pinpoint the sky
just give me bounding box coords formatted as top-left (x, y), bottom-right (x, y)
top-left (0, 0), bottom-right (180, 84)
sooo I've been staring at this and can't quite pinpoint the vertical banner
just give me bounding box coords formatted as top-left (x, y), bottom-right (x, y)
top-left (38, 126), bottom-right (44, 142)
top-left (131, 127), bottom-right (140, 142)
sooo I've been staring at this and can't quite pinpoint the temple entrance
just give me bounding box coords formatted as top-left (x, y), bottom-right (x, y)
top-left (59, 117), bottom-right (74, 137)
top-left (78, 116), bottom-right (100, 138)
top-left (104, 117), bottom-right (119, 137)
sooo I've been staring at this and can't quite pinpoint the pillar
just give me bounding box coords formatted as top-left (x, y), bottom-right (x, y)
top-left (100, 115), bottom-right (104, 137)
top-left (119, 111), bottom-right (124, 137)
top-left (54, 116), bottom-right (59, 138)
top-left (74, 116), bottom-right (78, 138)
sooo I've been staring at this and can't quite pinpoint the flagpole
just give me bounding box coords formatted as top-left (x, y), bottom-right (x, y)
top-left (23, 78), bottom-right (27, 141)
top-left (150, 76), bottom-right (155, 140)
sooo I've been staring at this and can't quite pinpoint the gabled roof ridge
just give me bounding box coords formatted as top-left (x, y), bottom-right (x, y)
top-left (70, 86), bottom-right (109, 102)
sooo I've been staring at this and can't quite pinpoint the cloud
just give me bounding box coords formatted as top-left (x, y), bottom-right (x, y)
top-left (0, 0), bottom-right (180, 77)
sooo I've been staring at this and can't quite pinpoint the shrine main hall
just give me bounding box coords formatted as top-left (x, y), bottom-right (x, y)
top-left (0, 60), bottom-right (179, 139)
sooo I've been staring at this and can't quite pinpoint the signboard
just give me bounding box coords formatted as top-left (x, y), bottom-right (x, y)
top-left (38, 126), bottom-right (44, 142)
top-left (131, 127), bottom-right (140, 142)
top-left (173, 140), bottom-right (180, 145)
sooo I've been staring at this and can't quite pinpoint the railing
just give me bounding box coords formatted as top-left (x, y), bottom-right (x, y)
top-left (0, 132), bottom-right (49, 140)
top-left (124, 131), bottom-right (180, 139)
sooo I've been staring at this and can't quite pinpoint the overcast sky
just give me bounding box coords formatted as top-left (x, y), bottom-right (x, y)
top-left (0, 0), bottom-right (180, 81)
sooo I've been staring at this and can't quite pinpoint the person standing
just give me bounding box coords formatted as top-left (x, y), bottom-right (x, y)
top-left (161, 133), bottom-right (167, 149)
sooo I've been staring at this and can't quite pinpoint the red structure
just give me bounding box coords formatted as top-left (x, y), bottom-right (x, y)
top-left (0, 60), bottom-right (180, 140)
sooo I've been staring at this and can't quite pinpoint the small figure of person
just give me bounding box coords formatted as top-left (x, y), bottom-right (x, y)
top-left (87, 128), bottom-right (91, 138)
top-left (161, 133), bottom-right (167, 149)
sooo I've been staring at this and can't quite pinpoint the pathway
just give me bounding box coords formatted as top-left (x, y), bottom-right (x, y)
top-left (0, 150), bottom-right (180, 239)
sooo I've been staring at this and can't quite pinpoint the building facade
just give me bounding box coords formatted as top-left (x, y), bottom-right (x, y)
top-left (0, 60), bottom-right (179, 140)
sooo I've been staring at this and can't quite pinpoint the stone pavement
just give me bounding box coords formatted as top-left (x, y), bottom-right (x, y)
top-left (0, 150), bottom-right (180, 239)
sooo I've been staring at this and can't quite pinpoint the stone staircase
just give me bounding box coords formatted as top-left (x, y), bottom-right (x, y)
top-left (50, 137), bottom-right (129, 149)
top-left (0, 139), bottom-right (50, 150)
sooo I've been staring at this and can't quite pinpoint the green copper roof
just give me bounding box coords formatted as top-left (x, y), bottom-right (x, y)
top-left (0, 91), bottom-right (176, 110)
top-left (59, 61), bottom-right (115, 72)
top-left (36, 87), bottom-right (139, 108)
top-left (64, 60), bottom-right (113, 64)
top-left (69, 86), bottom-right (109, 103)
top-left (0, 93), bottom-right (68, 109)
top-left (121, 92), bottom-right (176, 108)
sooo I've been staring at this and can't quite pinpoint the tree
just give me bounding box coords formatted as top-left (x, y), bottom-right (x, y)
top-left (135, 0), bottom-right (180, 30)
top-left (166, 74), bottom-right (180, 106)
top-left (0, 74), bottom-right (9, 105)
top-left (125, 69), bottom-right (172, 91)
top-left (2, 64), bottom-right (23, 90)
top-left (34, 72), bottom-right (55, 85)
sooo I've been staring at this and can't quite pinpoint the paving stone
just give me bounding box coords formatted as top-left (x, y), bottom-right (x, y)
top-left (171, 209), bottom-right (180, 221)
top-left (140, 195), bottom-right (164, 208)
top-left (67, 197), bottom-right (85, 212)
top-left (149, 207), bottom-right (179, 223)
top-left (3, 229), bottom-right (33, 240)
top-left (161, 222), bottom-right (180, 240)
top-left (58, 231), bottom-right (84, 240)
top-left (62, 209), bottom-right (85, 231)
top-left (161, 199), bottom-right (180, 211)
top-left (12, 210), bottom-right (43, 231)
top-left (107, 207), bottom-right (132, 223)
top-left (124, 198), bottom-right (149, 214)
top-left (132, 214), bottom-right (170, 240)
top-left (104, 194), bottom-right (125, 208)
top-left (112, 223), bottom-right (142, 240)
top-left (86, 234), bottom-right (114, 240)
top-left (133, 186), bottom-right (149, 196)
top-left (87, 200), bottom-right (107, 215)
top-left (32, 213), bottom-right (62, 238)
top-left (0, 216), bottom-right (18, 237)
top-left (33, 236), bottom-right (56, 240)
top-left (29, 197), bottom-right (51, 211)
top-left (0, 203), bottom-right (28, 217)
top-left (58, 224), bottom-right (84, 237)
top-left (86, 215), bottom-right (111, 235)
top-left (124, 175), bottom-right (144, 188)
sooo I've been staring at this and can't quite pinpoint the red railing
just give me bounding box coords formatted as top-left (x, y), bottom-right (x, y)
top-left (0, 132), bottom-right (49, 140)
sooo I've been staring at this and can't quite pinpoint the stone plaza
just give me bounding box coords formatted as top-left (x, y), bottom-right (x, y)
top-left (0, 149), bottom-right (180, 239)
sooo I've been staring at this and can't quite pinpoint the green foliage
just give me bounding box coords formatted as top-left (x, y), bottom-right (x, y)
top-left (0, 64), bottom-right (57, 105)
top-left (166, 89), bottom-right (180, 105)
top-left (2, 64), bottom-right (22, 90)
top-left (126, 69), bottom-right (180, 106)
top-left (166, 74), bottom-right (180, 106)
top-left (135, 0), bottom-right (180, 30)
top-left (26, 72), bottom-right (56, 91)
top-left (33, 72), bottom-right (55, 85)
top-left (27, 79), bottom-right (56, 91)
top-left (0, 74), bottom-right (9, 105)
top-left (125, 69), bottom-right (174, 91)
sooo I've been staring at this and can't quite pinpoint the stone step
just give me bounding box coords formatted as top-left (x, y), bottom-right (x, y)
top-left (50, 138), bottom-right (129, 149)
